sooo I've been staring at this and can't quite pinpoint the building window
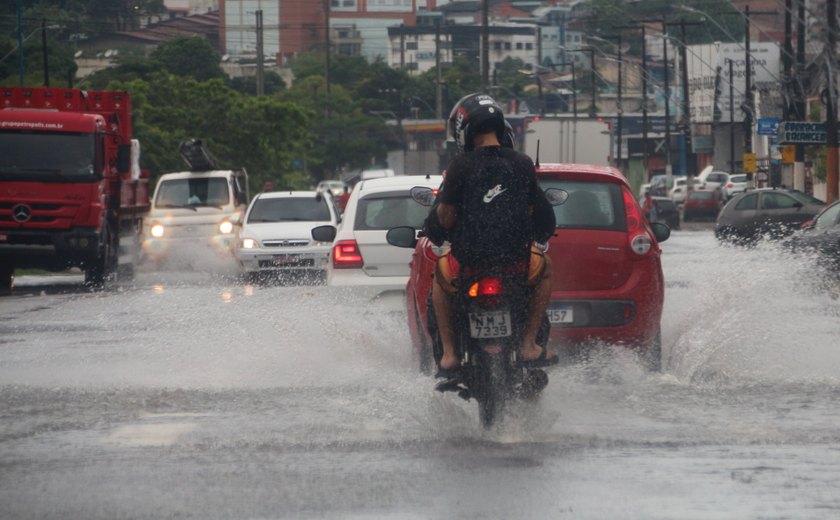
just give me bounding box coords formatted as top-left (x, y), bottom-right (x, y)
top-left (516, 42), bottom-right (523, 50)
top-left (406, 42), bottom-right (418, 50)
top-left (494, 41), bottom-right (502, 51)
top-left (505, 42), bottom-right (512, 50)
top-left (526, 43), bottom-right (533, 50)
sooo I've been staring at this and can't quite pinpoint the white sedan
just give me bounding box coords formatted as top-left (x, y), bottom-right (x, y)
top-left (235, 190), bottom-right (341, 283)
top-left (322, 174), bottom-right (444, 303)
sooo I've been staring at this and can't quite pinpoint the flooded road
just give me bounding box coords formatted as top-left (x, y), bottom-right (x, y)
top-left (2, 230), bottom-right (840, 519)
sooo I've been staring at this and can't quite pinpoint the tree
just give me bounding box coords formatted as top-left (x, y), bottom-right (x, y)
top-left (108, 73), bottom-right (316, 190)
top-left (149, 36), bottom-right (224, 82)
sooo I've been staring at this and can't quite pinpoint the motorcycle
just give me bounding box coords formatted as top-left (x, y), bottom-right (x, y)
top-left (386, 186), bottom-right (568, 428)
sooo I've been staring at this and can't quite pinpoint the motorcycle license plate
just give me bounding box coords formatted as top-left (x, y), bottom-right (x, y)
top-left (548, 305), bottom-right (574, 324)
top-left (469, 311), bottom-right (512, 338)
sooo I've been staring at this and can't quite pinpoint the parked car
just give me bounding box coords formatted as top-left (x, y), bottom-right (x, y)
top-left (784, 199), bottom-right (840, 273)
top-left (683, 188), bottom-right (725, 221)
top-left (702, 171), bottom-right (731, 192)
top-left (669, 176), bottom-right (705, 205)
top-left (316, 179), bottom-right (349, 199)
top-left (234, 190), bottom-right (341, 283)
top-left (398, 164), bottom-right (671, 373)
top-left (650, 196), bottom-right (681, 230)
top-left (722, 173), bottom-right (748, 199)
top-left (315, 174), bottom-right (444, 303)
top-left (715, 188), bottom-right (825, 244)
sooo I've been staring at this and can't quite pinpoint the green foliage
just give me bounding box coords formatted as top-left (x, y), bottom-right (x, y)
top-left (108, 73), bottom-right (315, 190)
top-left (150, 36), bottom-right (224, 82)
top-left (0, 34), bottom-right (77, 87)
top-left (228, 70), bottom-right (286, 96)
top-left (280, 75), bottom-right (390, 180)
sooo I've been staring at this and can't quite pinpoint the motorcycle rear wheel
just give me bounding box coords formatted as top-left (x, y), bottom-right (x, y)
top-left (477, 352), bottom-right (507, 429)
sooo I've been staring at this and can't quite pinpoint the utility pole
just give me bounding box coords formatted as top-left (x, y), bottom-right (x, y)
top-left (730, 6), bottom-right (775, 187)
top-left (435, 21), bottom-right (442, 120)
top-left (400, 24), bottom-right (405, 69)
top-left (662, 23), bottom-right (673, 184)
top-left (729, 58), bottom-right (736, 172)
top-left (16, 0), bottom-right (23, 87)
top-left (255, 10), bottom-right (264, 96)
top-left (783, 0), bottom-right (793, 186)
top-left (679, 22), bottom-right (690, 176)
top-left (598, 34), bottom-right (623, 168)
top-left (481, 0), bottom-right (489, 90)
top-left (794, 0), bottom-right (806, 191)
top-left (827, 0), bottom-right (839, 203)
top-left (324, 0), bottom-right (330, 97)
top-left (41, 18), bottom-right (49, 87)
top-left (641, 27), bottom-right (648, 179)
top-left (744, 5), bottom-right (754, 187)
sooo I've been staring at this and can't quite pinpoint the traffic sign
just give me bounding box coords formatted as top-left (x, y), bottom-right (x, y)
top-left (781, 145), bottom-right (796, 164)
top-left (743, 153), bottom-right (757, 173)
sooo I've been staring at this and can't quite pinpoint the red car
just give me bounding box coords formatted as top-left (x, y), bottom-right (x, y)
top-left (683, 187), bottom-right (725, 221)
top-left (403, 163), bottom-right (671, 372)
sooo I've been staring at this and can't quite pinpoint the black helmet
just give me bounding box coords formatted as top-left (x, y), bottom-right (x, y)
top-left (501, 119), bottom-right (516, 149)
top-left (448, 93), bottom-right (506, 153)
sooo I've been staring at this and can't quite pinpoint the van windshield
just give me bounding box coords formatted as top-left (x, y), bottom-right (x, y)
top-left (155, 177), bottom-right (230, 208)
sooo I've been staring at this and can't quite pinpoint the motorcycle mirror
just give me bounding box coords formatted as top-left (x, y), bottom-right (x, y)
top-left (386, 226), bottom-right (418, 248)
top-left (410, 186), bottom-right (436, 207)
top-left (543, 188), bottom-right (569, 206)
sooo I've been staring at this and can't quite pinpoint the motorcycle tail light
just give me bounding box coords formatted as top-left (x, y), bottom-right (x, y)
top-left (468, 277), bottom-right (504, 298)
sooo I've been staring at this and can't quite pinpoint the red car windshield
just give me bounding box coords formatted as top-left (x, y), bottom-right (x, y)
top-left (538, 179), bottom-right (625, 231)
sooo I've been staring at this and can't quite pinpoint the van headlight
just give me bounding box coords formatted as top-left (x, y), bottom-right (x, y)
top-left (242, 238), bottom-right (257, 249)
top-left (219, 219), bottom-right (234, 234)
top-left (150, 223), bottom-right (165, 238)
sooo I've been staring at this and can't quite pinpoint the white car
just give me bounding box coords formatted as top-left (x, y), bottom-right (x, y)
top-left (702, 171), bottom-right (731, 191)
top-left (722, 173), bottom-right (748, 199)
top-left (316, 179), bottom-right (348, 198)
top-left (669, 176), bottom-right (705, 205)
top-left (235, 190), bottom-right (341, 283)
top-left (320, 174), bottom-right (444, 303)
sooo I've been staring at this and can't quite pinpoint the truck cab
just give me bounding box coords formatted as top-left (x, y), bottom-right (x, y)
top-left (141, 141), bottom-right (248, 266)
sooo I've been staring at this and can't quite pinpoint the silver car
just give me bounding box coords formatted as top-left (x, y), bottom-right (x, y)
top-left (235, 190), bottom-right (341, 283)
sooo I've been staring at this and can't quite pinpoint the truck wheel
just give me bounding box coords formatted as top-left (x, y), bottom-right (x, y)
top-left (0, 263), bottom-right (13, 293)
top-left (85, 226), bottom-right (117, 289)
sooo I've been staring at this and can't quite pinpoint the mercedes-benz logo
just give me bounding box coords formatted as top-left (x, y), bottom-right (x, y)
top-left (12, 204), bottom-right (32, 223)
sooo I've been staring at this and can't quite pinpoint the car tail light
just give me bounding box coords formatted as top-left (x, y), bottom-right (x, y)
top-left (726, 183), bottom-right (734, 188)
top-left (332, 240), bottom-right (363, 269)
top-left (623, 189), bottom-right (654, 257)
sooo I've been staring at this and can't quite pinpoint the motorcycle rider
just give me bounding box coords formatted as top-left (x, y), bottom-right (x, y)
top-left (427, 93), bottom-right (558, 377)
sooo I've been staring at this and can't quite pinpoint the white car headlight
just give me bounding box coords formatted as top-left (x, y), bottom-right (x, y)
top-left (219, 220), bottom-right (234, 235)
top-left (242, 238), bottom-right (257, 249)
top-left (150, 223), bottom-right (165, 238)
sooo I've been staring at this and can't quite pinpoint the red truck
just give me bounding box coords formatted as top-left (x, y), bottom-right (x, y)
top-left (0, 87), bottom-right (150, 291)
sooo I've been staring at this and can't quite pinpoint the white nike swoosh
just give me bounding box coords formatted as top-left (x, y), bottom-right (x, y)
top-left (483, 189), bottom-right (506, 203)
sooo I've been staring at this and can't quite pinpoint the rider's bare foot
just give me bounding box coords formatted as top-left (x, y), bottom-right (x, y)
top-left (519, 342), bottom-right (557, 363)
top-left (438, 351), bottom-right (460, 372)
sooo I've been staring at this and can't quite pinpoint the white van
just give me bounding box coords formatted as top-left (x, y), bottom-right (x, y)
top-left (142, 167), bottom-right (249, 265)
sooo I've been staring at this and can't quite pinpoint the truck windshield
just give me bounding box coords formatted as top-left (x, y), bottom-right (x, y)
top-left (155, 178), bottom-right (230, 209)
top-left (0, 131), bottom-right (97, 181)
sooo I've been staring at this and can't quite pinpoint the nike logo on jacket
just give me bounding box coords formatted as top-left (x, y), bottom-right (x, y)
top-left (483, 184), bottom-right (507, 203)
